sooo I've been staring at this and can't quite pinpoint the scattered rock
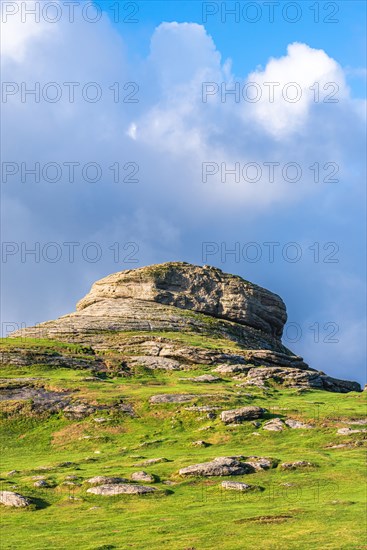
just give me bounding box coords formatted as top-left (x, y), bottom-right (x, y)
top-left (185, 406), bottom-right (221, 412)
top-left (181, 374), bottom-right (221, 383)
top-left (33, 480), bottom-right (49, 488)
top-left (263, 419), bottom-right (285, 431)
top-left (131, 471), bottom-right (155, 483)
top-left (213, 364), bottom-right (249, 374)
top-left (220, 406), bottom-right (265, 424)
top-left (0, 491), bottom-right (30, 507)
top-left (87, 484), bottom-right (156, 496)
top-left (86, 476), bottom-right (128, 486)
top-left (221, 481), bottom-right (256, 491)
top-left (149, 394), bottom-right (197, 404)
top-left (281, 461), bottom-right (314, 470)
top-left (179, 457), bottom-right (255, 477)
top-left (128, 356), bottom-right (182, 371)
top-left (245, 456), bottom-right (278, 470)
top-left (285, 418), bottom-right (314, 429)
top-left (337, 427), bottom-right (366, 435)
top-left (191, 440), bottom-right (210, 447)
top-left (6, 470), bottom-right (19, 477)
top-left (63, 403), bottom-right (97, 420)
top-left (134, 458), bottom-right (168, 466)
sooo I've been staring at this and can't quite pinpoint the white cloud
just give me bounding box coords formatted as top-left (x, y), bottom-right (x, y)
top-left (246, 42), bottom-right (349, 135)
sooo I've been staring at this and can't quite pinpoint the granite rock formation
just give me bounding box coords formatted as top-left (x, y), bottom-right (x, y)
top-left (7, 262), bottom-right (361, 393)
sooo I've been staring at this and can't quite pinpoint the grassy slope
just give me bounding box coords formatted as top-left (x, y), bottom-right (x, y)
top-left (0, 336), bottom-right (366, 550)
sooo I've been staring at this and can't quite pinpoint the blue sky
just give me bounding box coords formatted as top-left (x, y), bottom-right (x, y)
top-left (96, 0), bottom-right (367, 96)
top-left (1, 1), bottom-right (366, 385)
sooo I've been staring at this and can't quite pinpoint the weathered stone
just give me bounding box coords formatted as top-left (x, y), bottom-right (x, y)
top-left (337, 428), bottom-right (366, 435)
top-left (285, 419), bottom-right (314, 429)
top-left (185, 406), bottom-right (222, 412)
top-left (149, 394), bottom-right (196, 404)
top-left (34, 480), bottom-right (50, 488)
top-left (87, 484), bottom-right (156, 495)
top-left (181, 374), bottom-right (221, 383)
top-left (131, 471), bottom-right (155, 483)
top-left (263, 419), bottom-right (285, 431)
top-left (245, 456), bottom-right (278, 470)
top-left (221, 481), bottom-right (255, 491)
top-left (0, 491), bottom-right (30, 507)
top-left (63, 403), bottom-right (97, 420)
top-left (281, 461), bottom-right (314, 470)
top-left (220, 406), bottom-right (265, 424)
top-left (191, 440), bottom-right (210, 447)
top-left (7, 262), bottom-right (361, 393)
top-left (213, 364), bottom-right (250, 374)
top-left (179, 457), bottom-right (255, 477)
top-left (128, 356), bottom-right (182, 371)
top-left (75, 263), bottom-right (287, 339)
top-left (134, 458), bottom-right (168, 466)
top-left (86, 476), bottom-right (128, 486)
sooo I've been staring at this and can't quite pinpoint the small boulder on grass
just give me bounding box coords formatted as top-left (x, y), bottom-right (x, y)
top-left (285, 419), bottom-right (314, 429)
top-left (281, 461), bottom-right (314, 470)
top-left (87, 484), bottom-right (156, 496)
top-left (263, 419), bottom-right (285, 431)
top-left (86, 476), bottom-right (128, 486)
top-left (220, 406), bottom-right (266, 424)
top-left (131, 471), bottom-right (155, 483)
top-left (221, 481), bottom-right (258, 492)
top-left (34, 480), bottom-right (50, 488)
top-left (191, 440), bottom-right (210, 447)
top-left (0, 491), bottom-right (30, 508)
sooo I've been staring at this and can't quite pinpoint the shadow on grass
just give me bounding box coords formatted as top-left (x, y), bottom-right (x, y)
top-left (30, 496), bottom-right (52, 510)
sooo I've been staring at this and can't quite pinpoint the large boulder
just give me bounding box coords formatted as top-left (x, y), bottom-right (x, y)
top-left (179, 457), bottom-right (255, 477)
top-left (0, 491), bottom-right (30, 507)
top-left (87, 484), bottom-right (156, 495)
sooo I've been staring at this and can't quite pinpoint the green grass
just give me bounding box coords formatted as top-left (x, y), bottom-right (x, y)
top-left (0, 338), bottom-right (366, 549)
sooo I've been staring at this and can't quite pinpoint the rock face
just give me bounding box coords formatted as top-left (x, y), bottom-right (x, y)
top-left (7, 262), bottom-right (361, 393)
top-left (76, 262), bottom-right (287, 339)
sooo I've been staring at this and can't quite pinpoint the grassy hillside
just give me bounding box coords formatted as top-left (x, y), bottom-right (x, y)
top-left (0, 336), bottom-right (366, 549)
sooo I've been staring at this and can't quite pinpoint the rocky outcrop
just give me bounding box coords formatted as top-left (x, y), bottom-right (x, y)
top-left (238, 366), bottom-right (361, 393)
top-left (76, 262), bottom-right (287, 339)
top-left (6, 262), bottom-right (361, 393)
